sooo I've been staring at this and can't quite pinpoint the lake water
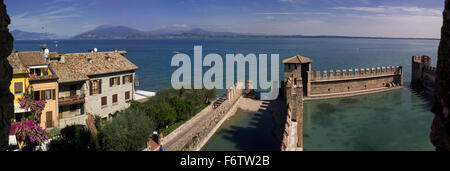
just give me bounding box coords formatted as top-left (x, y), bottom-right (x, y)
top-left (14, 38), bottom-right (438, 151)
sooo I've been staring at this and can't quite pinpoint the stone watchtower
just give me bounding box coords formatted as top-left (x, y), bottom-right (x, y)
top-left (282, 55), bottom-right (312, 96)
top-left (411, 55), bottom-right (431, 86)
top-left (282, 55), bottom-right (311, 150)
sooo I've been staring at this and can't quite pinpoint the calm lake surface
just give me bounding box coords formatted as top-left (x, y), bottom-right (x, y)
top-left (14, 38), bottom-right (438, 150)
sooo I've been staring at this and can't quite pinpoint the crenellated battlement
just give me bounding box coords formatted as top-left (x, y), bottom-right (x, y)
top-left (280, 54), bottom-right (404, 151)
top-left (412, 55), bottom-right (432, 68)
top-left (424, 65), bottom-right (437, 73)
top-left (312, 65), bottom-right (402, 81)
top-left (226, 80), bottom-right (245, 102)
top-left (411, 55), bottom-right (436, 96)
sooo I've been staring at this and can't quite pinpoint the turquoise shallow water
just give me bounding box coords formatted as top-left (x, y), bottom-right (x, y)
top-left (303, 89), bottom-right (434, 151)
top-left (14, 38), bottom-right (438, 151)
top-left (201, 109), bottom-right (280, 151)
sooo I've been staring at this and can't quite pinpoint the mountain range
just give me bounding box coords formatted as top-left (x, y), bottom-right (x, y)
top-left (72, 25), bottom-right (243, 39)
top-left (12, 25), bottom-right (439, 40)
top-left (11, 30), bottom-right (69, 40)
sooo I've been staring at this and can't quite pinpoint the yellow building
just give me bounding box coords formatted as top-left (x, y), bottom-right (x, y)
top-left (7, 53), bottom-right (30, 120)
top-left (7, 50), bottom-right (59, 130)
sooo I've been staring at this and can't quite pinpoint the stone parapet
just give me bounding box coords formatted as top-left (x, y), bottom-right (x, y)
top-left (312, 65), bottom-right (403, 82)
top-left (162, 80), bottom-right (246, 151)
top-left (58, 114), bottom-right (89, 129)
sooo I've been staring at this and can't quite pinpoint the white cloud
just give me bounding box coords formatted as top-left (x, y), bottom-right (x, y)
top-left (171, 24), bottom-right (189, 28)
top-left (333, 6), bottom-right (386, 13)
top-left (9, 5), bottom-right (81, 33)
top-left (333, 6), bottom-right (442, 16)
top-left (255, 12), bottom-right (298, 15)
top-left (279, 0), bottom-right (295, 3)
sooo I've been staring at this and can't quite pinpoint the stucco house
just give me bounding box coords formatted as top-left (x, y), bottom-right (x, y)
top-left (8, 50), bottom-right (59, 129)
top-left (50, 50), bottom-right (138, 127)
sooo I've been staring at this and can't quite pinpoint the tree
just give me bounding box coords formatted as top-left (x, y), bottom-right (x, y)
top-left (98, 108), bottom-right (156, 151)
top-left (47, 125), bottom-right (98, 151)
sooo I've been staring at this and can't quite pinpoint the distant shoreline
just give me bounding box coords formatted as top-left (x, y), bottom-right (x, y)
top-left (14, 36), bottom-right (439, 41)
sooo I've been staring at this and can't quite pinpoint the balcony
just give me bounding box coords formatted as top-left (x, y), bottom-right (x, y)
top-left (29, 74), bottom-right (58, 82)
top-left (59, 94), bottom-right (86, 106)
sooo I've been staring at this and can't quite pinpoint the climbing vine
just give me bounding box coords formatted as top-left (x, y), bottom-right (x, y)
top-left (10, 88), bottom-right (48, 150)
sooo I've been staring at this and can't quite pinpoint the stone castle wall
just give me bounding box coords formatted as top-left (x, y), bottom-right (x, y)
top-left (281, 76), bottom-right (303, 151)
top-left (307, 66), bottom-right (403, 99)
top-left (411, 55), bottom-right (436, 96)
top-left (161, 81), bottom-right (245, 151)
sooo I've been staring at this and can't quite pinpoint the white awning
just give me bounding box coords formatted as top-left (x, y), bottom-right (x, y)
top-left (29, 65), bottom-right (48, 69)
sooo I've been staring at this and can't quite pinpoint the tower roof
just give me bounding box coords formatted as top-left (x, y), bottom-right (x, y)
top-left (282, 55), bottom-right (312, 64)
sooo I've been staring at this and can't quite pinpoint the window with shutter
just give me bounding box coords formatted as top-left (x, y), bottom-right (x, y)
top-left (89, 81), bottom-right (93, 95)
top-left (46, 112), bottom-right (53, 128)
top-left (99, 80), bottom-right (102, 94)
top-left (41, 90), bottom-right (46, 101)
top-left (112, 94), bottom-right (118, 103)
top-left (110, 78), bottom-right (113, 87)
top-left (101, 96), bottom-right (107, 106)
top-left (125, 91), bottom-right (130, 100)
top-left (14, 82), bottom-right (23, 94)
top-left (117, 77), bottom-right (120, 85)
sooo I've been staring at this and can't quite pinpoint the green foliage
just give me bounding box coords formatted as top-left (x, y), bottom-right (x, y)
top-left (47, 125), bottom-right (98, 151)
top-left (47, 87), bottom-right (217, 151)
top-left (47, 128), bottom-right (61, 139)
top-left (131, 87), bottom-right (216, 132)
top-left (98, 108), bottom-right (156, 151)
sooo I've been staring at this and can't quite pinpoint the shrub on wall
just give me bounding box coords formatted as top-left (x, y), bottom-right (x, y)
top-left (98, 108), bottom-right (156, 151)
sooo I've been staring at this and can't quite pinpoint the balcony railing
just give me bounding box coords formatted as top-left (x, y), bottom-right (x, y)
top-left (28, 74), bottom-right (58, 81)
top-left (59, 93), bottom-right (86, 106)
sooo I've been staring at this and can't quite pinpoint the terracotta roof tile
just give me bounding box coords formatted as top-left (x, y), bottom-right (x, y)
top-left (16, 51), bottom-right (48, 66)
top-left (282, 55), bottom-right (312, 64)
top-left (7, 53), bottom-right (28, 74)
top-left (50, 51), bottom-right (138, 83)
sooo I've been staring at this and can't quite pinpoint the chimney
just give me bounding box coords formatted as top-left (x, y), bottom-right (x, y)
top-left (60, 55), bottom-right (65, 64)
top-left (42, 46), bottom-right (49, 62)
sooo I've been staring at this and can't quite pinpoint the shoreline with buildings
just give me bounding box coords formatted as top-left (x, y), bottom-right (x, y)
top-left (7, 38), bottom-right (438, 151)
top-left (8, 47), bottom-right (139, 130)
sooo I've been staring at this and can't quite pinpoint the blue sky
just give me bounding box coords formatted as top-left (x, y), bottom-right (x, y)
top-left (4, 0), bottom-right (445, 38)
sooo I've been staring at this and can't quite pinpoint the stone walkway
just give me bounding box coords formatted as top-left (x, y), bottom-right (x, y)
top-left (160, 103), bottom-right (214, 151)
